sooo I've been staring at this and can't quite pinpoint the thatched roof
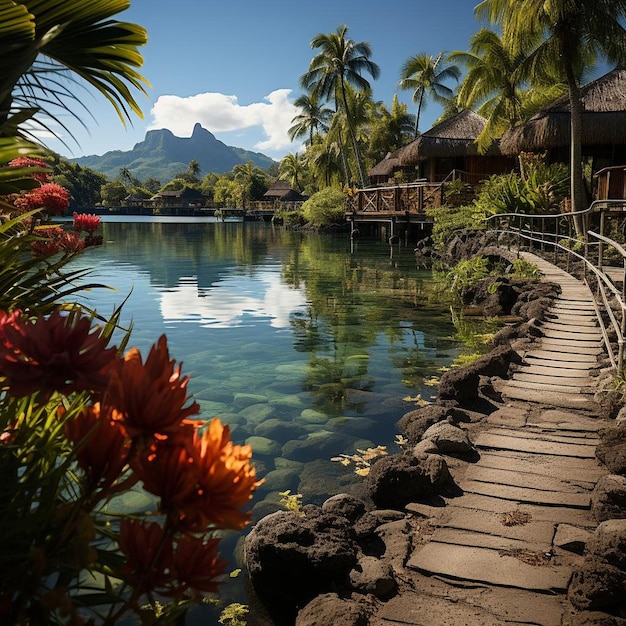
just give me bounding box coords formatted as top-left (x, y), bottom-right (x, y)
top-left (397, 110), bottom-right (491, 165)
top-left (263, 179), bottom-right (305, 201)
top-left (264, 180), bottom-right (292, 198)
top-left (500, 68), bottom-right (626, 155)
top-left (368, 148), bottom-right (403, 177)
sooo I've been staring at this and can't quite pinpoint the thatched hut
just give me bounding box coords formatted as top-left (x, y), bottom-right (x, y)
top-left (263, 179), bottom-right (306, 202)
top-left (500, 68), bottom-right (626, 171)
top-left (367, 148), bottom-right (406, 185)
top-left (395, 109), bottom-right (515, 184)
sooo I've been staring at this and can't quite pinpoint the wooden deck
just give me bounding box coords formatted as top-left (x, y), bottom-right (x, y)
top-left (345, 181), bottom-right (444, 224)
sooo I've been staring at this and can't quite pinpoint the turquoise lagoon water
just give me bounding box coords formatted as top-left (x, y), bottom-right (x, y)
top-left (64, 217), bottom-right (467, 619)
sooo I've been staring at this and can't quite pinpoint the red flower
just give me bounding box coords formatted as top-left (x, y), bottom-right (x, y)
top-left (73, 213), bottom-right (101, 234)
top-left (0, 309), bottom-right (118, 398)
top-left (118, 519), bottom-right (173, 595)
top-left (105, 335), bottom-right (200, 438)
top-left (64, 403), bottom-right (130, 490)
top-left (14, 183), bottom-right (70, 216)
top-left (169, 534), bottom-right (226, 599)
top-left (131, 436), bottom-right (198, 515)
top-left (9, 157), bottom-right (51, 183)
top-left (30, 225), bottom-right (64, 257)
top-left (57, 231), bottom-right (85, 253)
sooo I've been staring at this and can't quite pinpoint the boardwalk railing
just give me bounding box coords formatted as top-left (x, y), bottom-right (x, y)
top-left (487, 200), bottom-right (626, 372)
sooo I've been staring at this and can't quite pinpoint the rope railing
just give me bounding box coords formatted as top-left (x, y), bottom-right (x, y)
top-left (486, 201), bottom-right (626, 373)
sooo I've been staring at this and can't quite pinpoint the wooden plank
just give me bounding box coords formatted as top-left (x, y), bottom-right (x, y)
top-left (461, 480), bottom-right (591, 507)
top-left (475, 432), bottom-right (597, 458)
top-left (408, 543), bottom-right (573, 592)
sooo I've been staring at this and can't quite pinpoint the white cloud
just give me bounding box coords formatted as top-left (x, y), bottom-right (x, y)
top-left (148, 89), bottom-right (299, 154)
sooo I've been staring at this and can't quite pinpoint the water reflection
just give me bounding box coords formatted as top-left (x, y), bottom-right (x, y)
top-left (160, 270), bottom-right (308, 328)
top-left (65, 219), bottom-right (465, 618)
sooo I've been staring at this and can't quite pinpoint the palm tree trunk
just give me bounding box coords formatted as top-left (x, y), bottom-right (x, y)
top-left (337, 129), bottom-right (352, 185)
top-left (414, 90), bottom-right (425, 138)
top-left (340, 79), bottom-right (366, 187)
top-left (566, 63), bottom-right (585, 237)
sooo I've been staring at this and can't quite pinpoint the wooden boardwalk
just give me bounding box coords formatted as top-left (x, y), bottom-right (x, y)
top-left (376, 251), bottom-right (612, 625)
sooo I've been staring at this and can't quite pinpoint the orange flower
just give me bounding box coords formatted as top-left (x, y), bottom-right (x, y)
top-left (132, 419), bottom-right (261, 533)
top-left (0, 310), bottom-right (117, 398)
top-left (64, 403), bottom-right (130, 490)
top-left (182, 419), bottom-right (262, 532)
top-left (118, 519), bottom-right (173, 595)
top-left (169, 535), bottom-right (226, 600)
top-left (105, 335), bottom-right (200, 438)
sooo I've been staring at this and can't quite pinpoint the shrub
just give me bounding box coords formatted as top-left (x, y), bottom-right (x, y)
top-left (425, 203), bottom-right (487, 250)
top-left (301, 187), bottom-right (346, 226)
top-left (444, 255), bottom-right (491, 296)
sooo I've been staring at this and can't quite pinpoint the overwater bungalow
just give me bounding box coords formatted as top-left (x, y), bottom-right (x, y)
top-left (367, 148), bottom-right (406, 186)
top-left (262, 179), bottom-right (307, 204)
top-left (247, 179), bottom-right (307, 218)
top-left (350, 110), bottom-right (515, 226)
top-left (151, 186), bottom-right (205, 211)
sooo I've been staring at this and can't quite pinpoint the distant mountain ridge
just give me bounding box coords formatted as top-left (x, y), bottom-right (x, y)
top-left (71, 123), bottom-right (277, 182)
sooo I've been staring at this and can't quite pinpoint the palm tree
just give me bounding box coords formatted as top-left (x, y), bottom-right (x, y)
top-left (476, 0), bottom-right (626, 217)
top-left (366, 96), bottom-right (415, 164)
top-left (449, 29), bottom-right (528, 152)
top-left (233, 160), bottom-right (265, 209)
top-left (398, 52), bottom-right (461, 137)
top-left (0, 0), bottom-right (149, 147)
top-left (279, 153), bottom-right (306, 192)
top-left (305, 138), bottom-right (342, 189)
top-left (288, 94), bottom-right (333, 147)
top-left (328, 85), bottom-right (377, 179)
top-left (300, 25), bottom-right (380, 187)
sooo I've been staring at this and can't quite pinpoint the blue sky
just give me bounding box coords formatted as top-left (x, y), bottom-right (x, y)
top-left (45, 0), bottom-right (486, 162)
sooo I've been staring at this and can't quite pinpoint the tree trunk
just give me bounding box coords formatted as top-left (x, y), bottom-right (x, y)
top-left (566, 64), bottom-right (585, 237)
top-left (340, 78), bottom-right (366, 188)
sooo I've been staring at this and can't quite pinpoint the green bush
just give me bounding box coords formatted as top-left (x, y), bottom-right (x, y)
top-left (301, 187), bottom-right (346, 226)
top-left (445, 255), bottom-right (491, 296)
top-left (276, 208), bottom-right (306, 228)
top-left (425, 204), bottom-right (487, 250)
top-left (511, 257), bottom-right (541, 279)
top-left (473, 172), bottom-right (533, 215)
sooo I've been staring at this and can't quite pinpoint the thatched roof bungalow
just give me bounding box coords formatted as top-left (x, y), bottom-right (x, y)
top-left (367, 148), bottom-right (407, 185)
top-left (500, 68), bottom-right (626, 171)
top-left (394, 109), bottom-right (515, 184)
top-left (263, 179), bottom-right (306, 202)
top-left (151, 186), bottom-right (204, 208)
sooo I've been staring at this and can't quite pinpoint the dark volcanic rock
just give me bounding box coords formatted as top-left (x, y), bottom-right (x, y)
top-left (295, 592), bottom-right (380, 626)
top-left (567, 560), bottom-right (626, 612)
top-left (365, 453), bottom-right (454, 509)
top-left (245, 508), bottom-right (359, 623)
top-left (596, 423), bottom-right (626, 475)
top-left (586, 519), bottom-right (626, 570)
top-left (321, 493), bottom-right (367, 523)
top-left (397, 405), bottom-right (451, 445)
top-left (591, 474), bottom-right (626, 522)
top-left (438, 344), bottom-right (522, 407)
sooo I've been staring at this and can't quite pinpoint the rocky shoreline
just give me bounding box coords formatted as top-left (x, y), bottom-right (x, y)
top-left (242, 238), bottom-right (626, 626)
